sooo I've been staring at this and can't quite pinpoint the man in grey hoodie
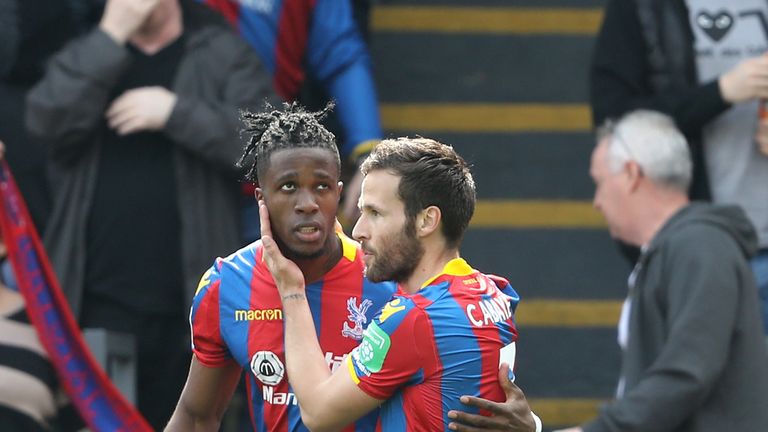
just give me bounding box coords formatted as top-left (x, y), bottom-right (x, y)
top-left (556, 110), bottom-right (768, 432)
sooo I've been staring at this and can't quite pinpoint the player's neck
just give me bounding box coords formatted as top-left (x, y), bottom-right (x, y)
top-left (294, 235), bottom-right (343, 285)
top-left (399, 247), bottom-right (460, 294)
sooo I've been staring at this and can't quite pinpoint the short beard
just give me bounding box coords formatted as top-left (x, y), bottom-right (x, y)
top-left (365, 218), bottom-right (424, 283)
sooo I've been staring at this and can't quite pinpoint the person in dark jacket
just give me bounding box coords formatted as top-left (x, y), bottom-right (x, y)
top-left (590, 0), bottom-right (768, 340)
top-left (24, 0), bottom-right (273, 428)
top-left (556, 110), bottom-right (768, 432)
top-left (0, 0), bottom-right (77, 233)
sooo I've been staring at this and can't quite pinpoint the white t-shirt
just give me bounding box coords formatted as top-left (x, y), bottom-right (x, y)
top-left (687, 0), bottom-right (768, 247)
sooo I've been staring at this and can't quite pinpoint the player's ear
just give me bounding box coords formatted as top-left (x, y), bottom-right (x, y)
top-left (417, 206), bottom-right (441, 238)
top-left (255, 188), bottom-right (264, 201)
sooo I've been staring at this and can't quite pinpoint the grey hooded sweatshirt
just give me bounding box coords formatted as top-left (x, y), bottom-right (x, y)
top-left (584, 203), bottom-right (768, 432)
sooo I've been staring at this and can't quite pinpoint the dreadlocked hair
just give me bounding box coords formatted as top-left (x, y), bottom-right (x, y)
top-left (236, 101), bottom-right (340, 184)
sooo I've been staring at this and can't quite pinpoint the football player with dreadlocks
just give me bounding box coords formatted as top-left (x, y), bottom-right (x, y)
top-left (166, 103), bottom-right (535, 432)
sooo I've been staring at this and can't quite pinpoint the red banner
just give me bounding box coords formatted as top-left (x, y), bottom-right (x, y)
top-left (0, 161), bottom-right (151, 431)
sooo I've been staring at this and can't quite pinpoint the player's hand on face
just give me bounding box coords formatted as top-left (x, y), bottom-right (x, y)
top-left (258, 200), bottom-right (305, 296)
top-left (99, 0), bottom-right (161, 44)
top-left (447, 363), bottom-right (536, 432)
top-left (719, 54), bottom-right (768, 103)
top-left (106, 86), bottom-right (177, 135)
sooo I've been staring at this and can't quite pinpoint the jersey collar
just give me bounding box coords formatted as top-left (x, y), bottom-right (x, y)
top-left (421, 257), bottom-right (474, 288)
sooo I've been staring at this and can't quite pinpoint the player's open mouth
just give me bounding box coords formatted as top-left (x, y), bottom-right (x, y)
top-left (294, 224), bottom-right (322, 242)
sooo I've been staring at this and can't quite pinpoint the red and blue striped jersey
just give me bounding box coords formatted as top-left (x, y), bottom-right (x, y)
top-left (346, 258), bottom-right (520, 431)
top-left (200, 0), bottom-right (381, 159)
top-left (190, 234), bottom-right (396, 431)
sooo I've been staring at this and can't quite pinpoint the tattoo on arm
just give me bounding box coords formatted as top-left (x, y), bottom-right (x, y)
top-left (281, 293), bottom-right (306, 302)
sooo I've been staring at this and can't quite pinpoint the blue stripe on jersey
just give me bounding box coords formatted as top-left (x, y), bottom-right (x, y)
top-left (354, 278), bottom-right (392, 432)
top-left (219, 245), bottom-right (258, 362)
top-left (355, 406), bottom-right (381, 432)
top-left (380, 390), bottom-right (407, 431)
top-left (305, 278), bottom-right (325, 339)
top-left (495, 284), bottom-right (520, 345)
top-left (406, 368), bottom-right (425, 387)
top-left (249, 374), bottom-right (267, 432)
top-left (237, 7), bottom-right (278, 74)
top-left (500, 284), bottom-right (520, 314)
top-left (416, 280), bottom-right (450, 303)
top-left (306, 0), bottom-right (367, 81)
top-left (492, 297), bottom-right (517, 345)
top-left (287, 383), bottom-right (307, 432)
top-left (189, 277), bottom-right (213, 348)
top-left (373, 296), bottom-right (416, 330)
top-left (421, 283), bottom-right (483, 420)
top-left (361, 278), bottom-right (397, 327)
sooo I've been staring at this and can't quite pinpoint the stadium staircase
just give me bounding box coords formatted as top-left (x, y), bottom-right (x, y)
top-left (369, 1), bottom-right (630, 429)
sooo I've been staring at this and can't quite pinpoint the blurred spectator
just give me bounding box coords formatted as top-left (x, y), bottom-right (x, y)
top-left (0, 140), bottom-right (82, 432)
top-left (0, 252), bottom-right (82, 432)
top-left (24, 0), bottom-right (272, 428)
top-left (555, 111), bottom-right (768, 432)
top-left (590, 0), bottom-right (768, 342)
top-left (0, 0), bottom-right (76, 232)
top-left (201, 0), bottom-right (383, 231)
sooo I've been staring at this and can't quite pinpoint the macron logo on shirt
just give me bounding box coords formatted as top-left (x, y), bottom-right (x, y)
top-left (234, 308), bottom-right (283, 321)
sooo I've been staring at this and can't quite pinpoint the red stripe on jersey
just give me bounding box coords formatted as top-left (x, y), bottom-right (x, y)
top-left (192, 278), bottom-right (226, 367)
top-left (399, 307), bottom-right (443, 429)
top-left (274, 0), bottom-right (316, 99)
top-left (203, 0), bottom-right (241, 28)
top-left (248, 246), bottom-right (290, 432)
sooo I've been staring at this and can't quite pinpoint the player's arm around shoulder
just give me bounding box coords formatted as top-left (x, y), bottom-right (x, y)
top-left (291, 295), bottom-right (422, 430)
top-left (301, 297), bottom-right (423, 430)
top-left (165, 356), bottom-right (242, 431)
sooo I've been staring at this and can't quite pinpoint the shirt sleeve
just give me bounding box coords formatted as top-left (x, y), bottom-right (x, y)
top-left (306, 0), bottom-right (382, 158)
top-left (346, 297), bottom-right (433, 400)
top-left (190, 259), bottom-right (232, 367)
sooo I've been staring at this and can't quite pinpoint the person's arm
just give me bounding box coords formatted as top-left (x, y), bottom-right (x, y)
top-left (24, 0), bottom-right (157, 164)
top-left (307, 0), bottom-right (381, 159)
top-left (165, 356), bottom-right (241, 431)
top-left (258, 200), bottom-right (382, 431)
top-left (166, 259), bottom-right (240, 430)
top-left (98, 2), bottom-right (276, 173)
top-left (718, 54), bottom-right (768, 105)
top-left (581, 229), bottom-right (740, 432)
top-left (589, 0), bottom-right (729, 134)
top-left (269, 280), bottom-right (381, 431)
